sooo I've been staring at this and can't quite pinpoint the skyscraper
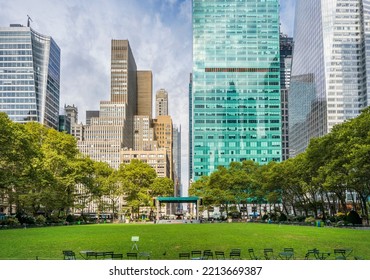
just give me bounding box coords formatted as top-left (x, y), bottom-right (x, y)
top-left (280, 34), bottom-right (293, 161)
top-left (289, 0), bottom-right (370, 157)
top-left (155, 88), bottom-right (168, 117)
top-left (191, 0), bottom-right (281, 181)
top-left (173, 125), bottom-right (182, 196)
top-left (137, 70), bottom-right (153, 117)
top-left (0, 24), bottom-right (60, 129)
top-left (153, 115), bottom-right (173, 179)
top-left (77, 40), bottom-right (137, 169)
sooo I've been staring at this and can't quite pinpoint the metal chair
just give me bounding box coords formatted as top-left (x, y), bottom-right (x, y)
top-left (111, 253), bottom-right (123, 259)
top-left (229, 248), bottom-right (241, 259)
top-left (263, 248), bottom-right (276, 260)
top-left (304, 249), bottom-right (318, 260)
top-left (62, 250), bottom-right (76, 260)
top-left (139, 252), bottom-right (151, 260)
top-left (103, 252), bottom-right (114, 259)
top-left (215, 251), bottom-right (225, 260)
top-left (191, 250), bottom-right (202, 259)
top-left (179, 252), bottom-right (190, 259)
top-left (203, 250), bottom-right (214, 260)
top-left (126, 252), bottom-right (138, 260)
top-left (86, 251), bottom-right (98, 259)
top-left (248, 248), bottom-right (259, 260)
top-left (334, 249), bottom-right (347, 260)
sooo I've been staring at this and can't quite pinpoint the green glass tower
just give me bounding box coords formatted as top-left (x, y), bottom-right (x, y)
top-left (191, 0), bottom-right (281, 181)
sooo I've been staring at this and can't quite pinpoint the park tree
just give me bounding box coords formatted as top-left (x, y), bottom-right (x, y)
top-left (90, 161), bottom-right (115, 221)
top-left (340, 108), bottom-right (370, 223)
top-left (72, 156), bottom-right (95, 218)
top-left (0, 114), bottom-right (40, 215)
top-left (150, 177), bottom-right (174, 197)
top-left (208, 166), bottom-right (236, 217)
top-left (38, 126), bottom-right (82, 217)
top-left (117, 159), bottom-right (157, 218)
top-left (100, 169), bottom-right (122, 222)
top-left (189, 175), bottom-right (215, 216)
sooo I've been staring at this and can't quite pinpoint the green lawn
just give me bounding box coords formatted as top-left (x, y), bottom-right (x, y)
top-left (0, 223), bottom-right (369, 260)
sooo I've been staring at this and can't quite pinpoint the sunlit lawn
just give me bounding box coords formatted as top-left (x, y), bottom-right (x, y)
top-left (0, 223), bottom-right (369, 260)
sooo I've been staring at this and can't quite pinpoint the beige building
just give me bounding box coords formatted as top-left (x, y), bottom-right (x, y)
top-left (134, 115), bottom-right (157, 151)
top-left (155, 88), bottom-right (168, 117)
top-left (137, 71), bottom-right (153, 117)
top-left (120, 149), bottom-right (170, 178)
top-left (65, 105), bottom-right (84, 141)
top-left (153, 115), bottom-right (173, 179)
top-left (78, 102), bottom-right (127, 169)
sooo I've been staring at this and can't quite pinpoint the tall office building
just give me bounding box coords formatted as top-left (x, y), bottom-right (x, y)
top-left (111, 39), bottom-right (137, 148)
top-left (0, 24), bottom-right (60, 129)
top-left (65, 104), bottom-right (84, 141)
top-left (173, 125), bottom-right (182, 197)
top-left (188, 73), bottom-right (193, 184)
top-left (289, 0), bottom-right (370, 157)
top-left (137, 71), bottom-right (153, 117)
top-left (280, 35), bottom-right (293, 161)
top-left (86, 110), bottom-right (99, 125)
top-left (77, 40), bottom-right (138, 168)
top-left (153, 115), bottom-right (173, 179)
top-left (133, 115), bottom-right (157, 151)
top-left (191, 0), bottom-right (281, 180)
top-left (155, 88), bottom-right (168, 117)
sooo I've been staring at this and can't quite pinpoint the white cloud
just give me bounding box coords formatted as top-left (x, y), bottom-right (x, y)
top-left (280, 0), bottom-right (296, 36)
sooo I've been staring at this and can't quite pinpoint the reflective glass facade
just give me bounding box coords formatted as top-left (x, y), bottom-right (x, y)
top-left (289, 0), bottom-right (370, 156)
top-left (280, 35), bottom-right (293, 161)
top-left (0, 25), bottom-right (60, 129)
top-left (191, 0), bottom-right (281, 181)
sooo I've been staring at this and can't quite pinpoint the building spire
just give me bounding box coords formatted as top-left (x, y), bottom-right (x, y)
top-left (27, 15), bottom-right (33, 27)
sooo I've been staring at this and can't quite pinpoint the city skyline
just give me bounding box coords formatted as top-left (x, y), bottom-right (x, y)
top-left (0, 0), bottom-right (296, 188)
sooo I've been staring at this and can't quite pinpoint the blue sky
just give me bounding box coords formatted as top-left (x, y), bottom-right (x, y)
top-left (0, 0), bottom-right (296, 189)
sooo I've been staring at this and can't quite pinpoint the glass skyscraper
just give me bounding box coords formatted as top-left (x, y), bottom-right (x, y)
top-left (0, 24), bottom-right (60, 129)
top-left (289, 0), bottom-right (370, 157)
top-left (191, 0), bottom-right (281, 181)
top-left (280, 34), bottom-right (293, 161)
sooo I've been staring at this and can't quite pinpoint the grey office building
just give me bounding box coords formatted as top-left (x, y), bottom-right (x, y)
top-left (289, 0), bottom-right (370, 156)
top-left (0, 24), bottom-right (60, 129)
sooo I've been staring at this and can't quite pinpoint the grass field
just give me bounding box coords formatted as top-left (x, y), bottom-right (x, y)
top-left (0, 223), bottom-right (369, 260)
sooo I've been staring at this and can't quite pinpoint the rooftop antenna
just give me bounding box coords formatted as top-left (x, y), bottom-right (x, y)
top-left (27, 15), bottom-right (33, 27)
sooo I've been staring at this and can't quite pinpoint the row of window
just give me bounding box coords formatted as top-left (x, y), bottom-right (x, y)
top-left (0, 56), bottom-right (32, 61)
top-left (0, 104), bottom-right (36, 109)
top-left (0, 62), bottom-right (33, 68)
top-left (0, 86), bottom-right (35, 91)
top-left (0, 98), bottom-right (35, 103)
top-left (0, 44), bottom-right (31, 49)
top-left (0, 92), bottom-right (35, 97)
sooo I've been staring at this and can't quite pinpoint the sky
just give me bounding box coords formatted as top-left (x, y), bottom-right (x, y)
top-left (0, 0), bottom-right (296, 191)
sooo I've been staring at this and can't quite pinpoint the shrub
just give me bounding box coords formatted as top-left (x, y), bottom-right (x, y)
top-left (293, 215), bottom-right (306, 222)
top-left (335, 212), bottom-right (346, 221)
top-left (35, 215), bottom-right (46, 225)
top-left (16, 214), bottom-right (35, 225)
top-left (279, 213), bottom-right (288, 222)
top-left (229, 211), bottom-right (241, 219)
top-left (347, 210), bottom-right (362, 225)
top-left (269, 212), bottom-right (277, 221)
top-left (47, 214), bottom-right (64, 224)
top-left (6, 217), bottom-right (20, 226)
top-left (305, 216), bottom-right (316, 223)
top-left (262, 214), bottom-right (268, 221)
top-left (66, 214), bottom-right (75, 223)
